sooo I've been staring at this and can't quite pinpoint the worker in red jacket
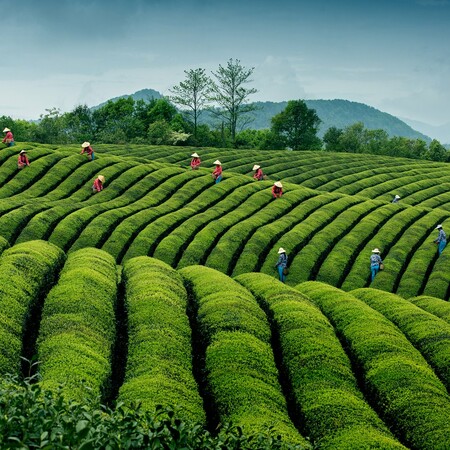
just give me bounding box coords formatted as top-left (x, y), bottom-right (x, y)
top-left (253, 164), bottom-right (264, 181)
top-left (92, 175), bottom-right (105, 193)
top-left (80, 142), bottom-right (95, 161)
top-left (2, 127), bottom-right (14, 146)
top-left (212, 160), bottom-right (223, 184)
top-left (272, 181), bottom-right (283, 199)
top-left (190, 152), bottom-right (201, 170)
top-left (17, 150), bottom-right (30, 169)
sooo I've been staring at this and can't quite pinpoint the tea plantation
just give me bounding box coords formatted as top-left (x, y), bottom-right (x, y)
top-left (0, 142), bottom-right (449, 448)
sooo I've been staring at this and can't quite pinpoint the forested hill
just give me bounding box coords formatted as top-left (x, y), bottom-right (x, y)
top-left (95, 89), bottom-right (430, 141)
top-left (235, 100), bottom-right (431, 140)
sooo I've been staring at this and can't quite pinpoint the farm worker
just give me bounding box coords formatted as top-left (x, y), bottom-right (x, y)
top-left (92, 175), bottom-right (105, 193)
top-left (434, 224), bottom-right (447, 255)
top-left (275, 247), bottom-right (288, 282)
top-left (370, 248), bottom-right (383, 282)
top-left (2, 127), bottom-right (14, 146)
top-left (212, 160), bottom-right (223, 184)
top-left (190, 152), bottom-right (201, 170)
top-left (253, 164), bottom-right (264, 181)
top-left (272, 181), bottom-right (283, 199)
top-left (17, 150), bottom-right (30, 169)
top-left (392, 194), bottom-right (400, 203)
top-left (80, 142), bottom-right (95, 161)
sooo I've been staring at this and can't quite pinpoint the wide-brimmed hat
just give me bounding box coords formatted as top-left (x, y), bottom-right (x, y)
top-left (274, 181), bottom-right (283, 188)
top-left (394, 195), bottom-right (400, 199)
top-left (278, 247), bottom-right (286, 254)
top-left (98, 175), bottom-right (105, 183)
top-left (372, 248), bottom-right (380, 253)
top-left (81, 142), bottom-right (90, 148)
top-left (3, 128), bottom-right (10, 132)
top-left (213, 160), bottom-right (221, 165)
top-left (253, 164), bottom-right (260, 170)
top-left (436, 224), bottom-right (443, 229)
top-left (191, 152), bottom-right (199, 158)
top-left (19, 150), bottom-right (26, 154)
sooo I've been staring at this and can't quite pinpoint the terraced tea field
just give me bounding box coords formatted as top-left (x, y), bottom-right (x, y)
top-left (2, 241), bottom-right (450, 449)
top-left (0, 142), bottom-right (448, 299)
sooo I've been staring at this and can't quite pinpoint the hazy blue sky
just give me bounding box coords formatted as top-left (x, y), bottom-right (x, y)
top-left (2, 0), bottom-right (449, 126)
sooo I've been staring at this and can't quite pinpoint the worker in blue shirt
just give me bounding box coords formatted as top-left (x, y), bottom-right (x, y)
top-left (434, 224), bottom-right (447, 255)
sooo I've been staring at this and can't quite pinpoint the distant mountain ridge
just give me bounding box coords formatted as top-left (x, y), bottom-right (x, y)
top-left (93, 89), bottom-right (431, 142)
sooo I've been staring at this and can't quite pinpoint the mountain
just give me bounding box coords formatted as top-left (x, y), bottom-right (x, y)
top-left (400, 117), bottom-right (450, 145)
top-left (93, 89), bottom-right (431, 142)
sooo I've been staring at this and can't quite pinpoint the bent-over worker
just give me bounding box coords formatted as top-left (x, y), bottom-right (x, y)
top-left (81, 142), bottom-right (95, 161)
top-left (17, 150), bottom-right (30, 169)
top-left (92, 175), bottom-right (105, 193)
top-left (2, 128), bottom-right (14, 147)
top-left (190, 152), bottom-right (201, 170)
top-left (392, 194), bottom-right (400, 204)
top-left (253, 164), bottom-right (264, 181)
top-left (272, 181), bottom-right (283, 199)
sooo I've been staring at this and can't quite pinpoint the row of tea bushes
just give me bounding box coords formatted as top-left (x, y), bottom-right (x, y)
top-left (297, 281), bottom-right (450, 449)
top-left (352, 288), bottom-right (450, 391)
top-left (179, 265), bottom-right (309, 447)
top-left (0, 241), bottom-right (65, 375)
top-left (409, 295), bottom-right (450, 324)
top-left (422, 247), bottom-right (450, 300)
top-left (37, 248), bottom-right (118, 404)
top-left (235, 273), bottom-right (406, 449)
top-left (118, 257), bottom-right (205, 424)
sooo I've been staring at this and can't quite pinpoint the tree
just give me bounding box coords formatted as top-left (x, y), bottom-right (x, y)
top-left (209, 59), bottom-right (258, 147)
top-left (323, 126), bottom-right (344, 152)
top-left (169, 68), bottom-right (211, 142)
top-left (270, 100), bottom-right (322, 150)
top-left (425, 139), bottom-right (447, 162)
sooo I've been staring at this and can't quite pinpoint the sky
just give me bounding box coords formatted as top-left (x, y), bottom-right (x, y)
top-left (1, 0), bottom-right (450, 127)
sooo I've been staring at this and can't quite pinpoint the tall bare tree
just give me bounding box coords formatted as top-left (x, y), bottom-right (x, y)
top-left (169, 68), bottom-right (211, 141)
top-left (209, 59), bottom-right (258, 147)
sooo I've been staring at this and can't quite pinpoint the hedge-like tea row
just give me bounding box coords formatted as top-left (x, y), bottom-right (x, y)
top-left (352, 288), bottom-right (450, 391)
top-left (118, 257), bottom-right (205, 423)
top-left (0, 240), bottom-right (65, 375)
top-left (37, 248), bottom-right (117, 404)
top-left (296, 281), bottom-right (450, 449)
top-left (235, 273), bottom-right (406, 449)
top-left (408, 295), bottom-right (450, 325)
top-left (179, 265), bottom-right (308, 447)
top-left (423, 239), bottom-right (450, 300)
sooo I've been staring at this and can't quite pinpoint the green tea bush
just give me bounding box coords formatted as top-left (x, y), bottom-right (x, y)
top-left (297, 281), bottom-right (450, 449)
top-left (119, 256), bottom-right (205, 424)
top-left (0, 240), bottom-right (65, 375)
top-left (180, 265), bottom-right (308, 447)
top-left (0, 376), bottom-right (304, 450)
top-left (235, 273), bottom-right (406, 449)
top-left (352, 288), bottom-right (450, 391)
top-left (37, 248), bottom-right (117, 403)
top-left (408, 295), bottom-right (450, 324)
top-left (423, 240), bottom-right (450, 300)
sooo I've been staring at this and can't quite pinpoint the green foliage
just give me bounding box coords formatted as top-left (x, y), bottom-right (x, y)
top-left (270, 100), bottom-right (322, 150)
top-left (0, 376), bottom-right (303, 450)
top-left (119, 257), bottom-right (205, 423)
top-left (0, 240), bottom-right (65, 375)
top-left (235, 273), bottom-right (406, 449)
top-left (297, 281), bottom-right (450, 449)
top-left (179, 266), bottom-right (309, 447)
top-left (37, 248), bottom-right (117, 404)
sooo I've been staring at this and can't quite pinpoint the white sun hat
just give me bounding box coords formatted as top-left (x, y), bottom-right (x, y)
top-left (274, 181), bottom-right (283, 188)
top-left (3, 128), bottom-right (10, 132)
top-left (81, 142), bottom-right (90, 148)
top-left (98, 175), bottom-right (105, 183)
top-left (213, 160), bottom-right (221, 165)
top-left (191, 152), bottom-right (199, 157)
top-left (395, 195), bottom-right (400, 199)
top-left (372, 248), bottom-right (380, 253)
top-left (252, 164), bottom-right (260, 170)
top-left (278, 247), bottom-right (286, 254)
top-left (436, 224), bottom-right (443, 229)
top-left (19, 150), bottom-right (26, 154)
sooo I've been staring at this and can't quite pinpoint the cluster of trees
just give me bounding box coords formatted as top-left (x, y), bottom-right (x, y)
top-left (1, 58), bottom-right (448, 162)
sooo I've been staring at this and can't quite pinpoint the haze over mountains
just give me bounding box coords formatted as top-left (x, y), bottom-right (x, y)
top-left (94, 88), bottom-right (449, 144)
